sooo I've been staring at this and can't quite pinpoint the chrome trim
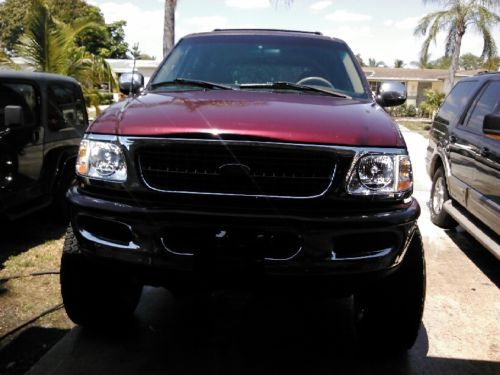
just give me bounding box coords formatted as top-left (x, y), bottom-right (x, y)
top-left (129, 138), bottom-right (349, 199)
top-left (86, 133), bottom-right (118, 142)
top-left (333, 247), bottom-right (392, 261)
top-left (264, 246), bottom-right (303, 261)
top-left (79, 228), bottom-right (140, 250)
top-left (161, 237), bottom-right (303, 261)
top-left (140, 164), bottom-right (337, 200)
top-left (160, 237), bottom-right (194, 256)
top-left (118, 136), bottom-right (407, 155)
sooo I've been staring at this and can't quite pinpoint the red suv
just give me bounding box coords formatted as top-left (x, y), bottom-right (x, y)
top-left (61, 29), bottom-right (425, 351)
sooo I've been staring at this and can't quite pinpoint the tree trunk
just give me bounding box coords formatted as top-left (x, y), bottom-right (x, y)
top-left (444, 31), bottom-right (464, 94)
top-left (163, 0), bottom-right (176, 57)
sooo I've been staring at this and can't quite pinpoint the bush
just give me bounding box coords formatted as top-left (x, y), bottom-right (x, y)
top-left (406, 104), bottom-right (417, 117)
top-left (420, 89), bottom-right (445, 119)
top-left (84, 91), bottom-right (114, 107)
top-left (99, 92), bottom-right (114, 105)
top-left (387, 103), bottom-right (418, 118)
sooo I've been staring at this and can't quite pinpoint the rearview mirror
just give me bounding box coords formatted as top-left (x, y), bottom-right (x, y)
top-left (119, 72), bottom-right (144, 96)
top-left (483, 113), bottom-right (500, 136)
top-left (4, 106), bottom-right (24, 128)
top-left (376, 82), bottom-right (407, 107)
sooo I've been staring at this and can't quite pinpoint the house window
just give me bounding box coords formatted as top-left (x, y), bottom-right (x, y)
top-left (369, 81), bottom-right (381, 94)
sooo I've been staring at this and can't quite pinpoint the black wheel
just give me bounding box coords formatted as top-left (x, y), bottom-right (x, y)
top-left (354, 228), bottom-right (426, 352)
top-left (52, 166), bottom-right (75, 223)
top-left (430, 167), bottom-right (456, 229)
top-left (60, 227), bottom-right (143, 328)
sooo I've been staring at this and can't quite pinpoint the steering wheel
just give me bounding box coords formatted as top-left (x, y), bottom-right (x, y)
top-left (296, 76), bottom-right (334, 88)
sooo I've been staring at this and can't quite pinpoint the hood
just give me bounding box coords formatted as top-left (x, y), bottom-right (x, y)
top-left (88, 90), bottom-right (405, 147)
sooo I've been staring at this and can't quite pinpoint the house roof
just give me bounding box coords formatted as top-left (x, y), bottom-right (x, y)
top-left (105, 59), bottom-right (159, 73)
top-left (362, 67), bottom-right (485, 81)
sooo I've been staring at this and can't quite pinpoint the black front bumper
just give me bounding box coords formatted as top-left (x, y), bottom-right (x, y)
top-left (67, 186), bottom-right (420, 290)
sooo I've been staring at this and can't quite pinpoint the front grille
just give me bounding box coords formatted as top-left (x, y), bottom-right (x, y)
top-left (137, 142), bottom-right (336, 198)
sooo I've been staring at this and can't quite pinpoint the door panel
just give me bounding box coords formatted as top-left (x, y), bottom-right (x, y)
top-left (432, 80), bottom-right (479, 203)
top-left (460, 80), bottom-right (500, 233)
top-left (449, 128), bottom-right (481, 196)
top-left (0, 82), bottom-right (43, 208)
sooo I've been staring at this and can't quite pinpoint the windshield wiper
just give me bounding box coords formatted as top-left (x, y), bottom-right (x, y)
top-left (239, 81), bottom-right (351, 99)
top-left (150, 78), bottom-right (233, 91)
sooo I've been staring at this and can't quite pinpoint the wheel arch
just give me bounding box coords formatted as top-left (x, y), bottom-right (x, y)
top-left (40, 145), bottom-right (77, 194)
top-left (430, 152), bottom-right (449, 179)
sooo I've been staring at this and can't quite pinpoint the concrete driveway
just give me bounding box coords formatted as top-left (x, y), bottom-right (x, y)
top-left (26, 127), bottom-right (500, 375)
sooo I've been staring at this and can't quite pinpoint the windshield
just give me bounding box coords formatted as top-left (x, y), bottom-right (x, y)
top-left (150, 34), bottom-right (370, 99)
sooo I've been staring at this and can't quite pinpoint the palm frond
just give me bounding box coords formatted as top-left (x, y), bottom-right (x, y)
top-left (0, 48), bottom-right (12, 64)
top-left (417, 11), bottom-right (452, 61)
top-left (476, 0), bottom-right (500, 10)
top-left (16, 0), bottom-right (53, 71)
top-left (473, 4), bottom-right (500, 58)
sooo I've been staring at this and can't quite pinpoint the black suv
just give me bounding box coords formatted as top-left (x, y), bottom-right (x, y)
top-left (427, 72), bottom-right (500, 259)
top-left (0, 71), bottom-right (86, 220)
top-left (61, 30), bottom-right (425, 351)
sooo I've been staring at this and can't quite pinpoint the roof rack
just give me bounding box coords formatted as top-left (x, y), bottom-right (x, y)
top-left (212, 28), bottom-right (323, 36)
top-left (475, 70), bottom-right (500, 75)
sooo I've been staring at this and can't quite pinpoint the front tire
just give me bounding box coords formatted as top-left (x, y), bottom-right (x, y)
top-left (430, 167), bottom-right (456, 229)
top-left (52, 165), bottom-right (75, 223)
top-left (354, 228), bottom-right (426, 352)
top-left (60, 227), bottom-right (143, 328)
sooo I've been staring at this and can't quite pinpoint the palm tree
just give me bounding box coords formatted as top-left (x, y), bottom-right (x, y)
top-left (415, 0), bottom-right (500, 93)
top-left (16, 0), bottom-right (116, 111)
top-left (394, 59), bottom-right (404, 68)
top-left (368, 58), bottom-right (386, 67)
top-left (17, 0), bottom-right (99, 73)
top-left (162, 0), bottom-right (294, 56)
top-left (163, 0), bottom-right (177, 56)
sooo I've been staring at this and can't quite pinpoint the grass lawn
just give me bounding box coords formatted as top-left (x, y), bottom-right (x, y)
top-left (0, 214), bottom-right (73, 375)
top-left (396, 118), bottom-right (432, 138)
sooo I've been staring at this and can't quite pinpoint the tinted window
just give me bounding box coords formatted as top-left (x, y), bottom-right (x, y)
top-left (465, 81), bottom-right (500, 132)
top-left (152, 35), bottom-right (369, 98)
top-left (0, 82), bottom-right (38, 126)
top-left (435, 81), bottom-right (478, 126)
top-left (47, 82), bottom-right (86, 132)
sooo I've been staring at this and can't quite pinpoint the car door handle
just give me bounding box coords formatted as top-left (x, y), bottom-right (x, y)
top-left (449, 135), bottom-right (457, 144)
top-left (32, 127), bottom-right (42, 143)
top-left (32, 130), bottom-right (39, 143)
top-left (480, 147), bottom-right (490, 157)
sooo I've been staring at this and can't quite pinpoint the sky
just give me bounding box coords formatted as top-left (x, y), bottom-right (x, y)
top-left (88, 0), bottom-right (500, 65)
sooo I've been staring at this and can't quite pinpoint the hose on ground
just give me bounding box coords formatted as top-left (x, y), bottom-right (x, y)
top-left (0, 303), bottom-right (64, 342)
top-left (0, 270), bottom-right (60, 282)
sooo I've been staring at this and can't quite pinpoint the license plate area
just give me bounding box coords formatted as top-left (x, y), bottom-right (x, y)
top-left (160, 226), bottom-right (302, 262)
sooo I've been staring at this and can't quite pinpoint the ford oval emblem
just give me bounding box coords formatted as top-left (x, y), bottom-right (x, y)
top-left (218, 163), bottom-right (251, 177)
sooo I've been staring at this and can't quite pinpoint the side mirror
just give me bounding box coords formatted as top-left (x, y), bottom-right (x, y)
top-left (4, 106), bottom-right (24, 128)
top-left (119, 72), bottom-right (144, 96)
top-left (483, 113), bottom-right (500, 136)
top-left (376, 82), bottom-right (407, 107)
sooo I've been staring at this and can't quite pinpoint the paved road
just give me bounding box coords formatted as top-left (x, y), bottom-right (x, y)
top-left (27, 127), bottom-right (500, 375)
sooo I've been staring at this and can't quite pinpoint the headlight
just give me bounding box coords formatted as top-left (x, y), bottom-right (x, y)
top-left (76, 140), bottom-right (127, 182)
top-left (347, 154), bottom-right (412, 196)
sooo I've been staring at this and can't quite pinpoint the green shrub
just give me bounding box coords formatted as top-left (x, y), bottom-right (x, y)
top-left (100, 92), bottom-right (114, 105)
top-left (388, 103), bottom-right (406, 117)
top-left (84, 91), bottom-right (114, 107)
top-left (420, 89), bottom-right (445, 118)
top-left (406, 104), bottom-right (417, 117)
